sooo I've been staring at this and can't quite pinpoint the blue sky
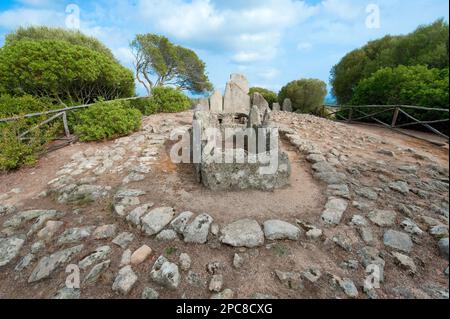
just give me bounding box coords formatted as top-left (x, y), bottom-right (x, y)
top-left (0, 0), bottom-right (448, 97)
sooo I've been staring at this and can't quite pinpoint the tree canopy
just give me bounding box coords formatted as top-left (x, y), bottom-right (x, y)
top-left (278, 79), bottom-right (327, 114)
top-left (130, 34), bottom-right (213, 95)
top-left (5, 26), bottom-right (116, 60)
top-left (331, 19), bottom-right (449, 104)
top-left (0, 40), bottom-right (135, 104)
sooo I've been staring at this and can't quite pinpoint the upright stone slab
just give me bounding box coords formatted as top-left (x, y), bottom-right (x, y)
top-left (252, 92), bottom-right (269, 113)
top-left (282, 98), bottom-right (292, 112)
top-left (223, 75), bottom-right (251, 114)
top-left (230, 74), bottom-right (249, 94)
top-left (272, 103), bottom-right (281, 111)
top-left (248, 105), bottom-right (262, 127)
top-left (196, 98), bottom-right (209, 111)
top-left (209, 91), bottom-right (223, 113)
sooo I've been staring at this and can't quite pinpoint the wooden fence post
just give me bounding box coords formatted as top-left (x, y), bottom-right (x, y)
top-left (391, 107), bottom-right (400, 128)
top-left (347, 107), bottom-right (353, 123)
top-left (62, 111), bottom-right (70, 137)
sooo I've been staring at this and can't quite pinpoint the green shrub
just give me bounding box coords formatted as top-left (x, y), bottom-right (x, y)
top-left (249, 87), bottom-right (278, 107)
top-left (339, 65), bottom-right (449, 124)
top-left (0, 94), bottom-right (57, 119)
top-left (0, 40), bottom-right (135, 104)
top-left (0, 119), bottom-right (57, 171)
top-left (278, 79), bottom-right (327, 114)
top-left (73, 100), bottom-right (142, 142)
top-left (147, 87), bottom-right (191, 113)
top-left (129, 97), bottom-right (158, 115)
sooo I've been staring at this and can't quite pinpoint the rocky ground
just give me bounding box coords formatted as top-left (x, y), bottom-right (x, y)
top-left (0, 110), bottom-right (448, 299)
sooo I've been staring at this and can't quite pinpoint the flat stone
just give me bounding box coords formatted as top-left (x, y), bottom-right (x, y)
top-left (142, 287), bottom-right (159, 299)
top-left (120, 249), bottom-right (132, 267)
top-left (156, 229), bottom-right (178, 241)
top-left (350, 215), bottom-right (369, 227)
top-left (150, 255), bottom-right (180, 290)
top-left (220, 219), bottom-right (264, 248)
top-left (358, 227), bottom-right (374, 245)
top-left (112, 232), bottom-right (134, 249)
top-left (3, 209), bottom-right (60, 229)
top-left (78, 245), bottom-right (111, 270)
top-left (400, 219), bottom-right (424, 236)
top-left (209, 274), bottom-right (223, 292)
top-left (302, 268), bottom-right (322, 283)
top-left (389, 181), bottom-right (410, 194)
top-left (392, 252), bottom-right (417, 274)
top-left (355, 187), bottom-right (378, 200)
top-left (15, 253), bottom-right (35, 272)
top-left (170, 211), bottom-right (194, 234)
top-left (126, 204), bottom-right (153, 226)
top-left (130, 245), bottom-right (152, 265)
top-left (37, 220), bottom-right (64, 241)
top-left (28, 245), bottom-right (84, 282)
top-left (183, 213), bottom-right (214, 244)
top-left (233, 253), bottom-right (245, 268)
top-left (112, 265), bottom-right (138, 295)
top-left (438, 238), bottom-right (449, 260)
top-left (92, 224), bottom-right (117, 240)
top-left (383, 230), bottom-right (413, 253)
top-left (321, 197), bottom-right (348, 225)
top-left (327, 184), bottom-right (351, 199)
top-left (179, 253), bottom-right (191, 271)
top-left (141, 207), bottom-right (175, 236)
top-left (338, 278), bottom-right (359, 298)
top-left (263, 220), bottom-right (300, 240)
top-left (0, 236), bottom-right (25, 267)
top-left (430, 225), bottom-right (449, 239)
top-left (31, 241), bottom-right (45, 254)
top-left (368, 210), bottom-right (397, 227)
top-left (83, 260), bottom-right (110, 285)
top-left (53, 287), bottom-right (80, 299)
top-left (275, 270), bottom-right (303, 290)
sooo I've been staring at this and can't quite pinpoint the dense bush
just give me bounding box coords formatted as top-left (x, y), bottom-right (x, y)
top-left (331, 19), bottom-right (449, 104)
top-left (5, 26), bottom-right (116, 60)
top-left (278, 79), bottom-right (327, 114)
top-left (0, 119), bottom-right (57, 171)
top-left (129, 97), bottom-right (159, 115)
top-left (73, 100), bottom-right (142, 142)
top-left (249, 87), bottom-right (278, 107)
top-left (339, 65), bottom-right (449, 123)
top-left (0, 40), bottom-right (135, 104)
top-left (145, 87), bottom-right (191, 113)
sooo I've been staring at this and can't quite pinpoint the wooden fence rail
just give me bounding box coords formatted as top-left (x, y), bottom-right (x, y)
top-left (322, 104), bottom-right (449, 145)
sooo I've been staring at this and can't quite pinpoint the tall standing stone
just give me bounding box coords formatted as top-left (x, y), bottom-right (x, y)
top-left (272, 103), bottom-right (281, 111)
top-left (223, 74), bottom-right (251, 114)
top-left (248, 105), bottom-right (262, 127)
top-left (209, 90), bottom-right (223, 113)
top-left (251, 92), bottom-right (269, 113)
top-left (282, 98), bottom-right (292, 112)
top-left (196, 98), bottom-right (209, 111)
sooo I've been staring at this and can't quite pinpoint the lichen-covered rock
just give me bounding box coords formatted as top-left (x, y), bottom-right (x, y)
top-left (141, 207), bottom-right (175, 236)
top-left (321, 197), bottom-right (348, 225)
top-left (220, 219), bottom-right (264, 248)
top-left (0, 236), bottom-right (25, 267)
top-left (263, 220), bottom-right (300, 240)
top-left (150, 255), bottom-right (180, 290)
top-left (383, 230), bottom-right (413, 253)
top-left (112, 265), bottom-right (138, 295)
top-left (183, 213), bottom-right (213, 244)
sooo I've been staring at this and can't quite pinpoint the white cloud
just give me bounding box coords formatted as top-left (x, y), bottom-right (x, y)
top-left (0, 8), bottom-right (64, 29)
top-left (297, 42), bottom-right (313, 51)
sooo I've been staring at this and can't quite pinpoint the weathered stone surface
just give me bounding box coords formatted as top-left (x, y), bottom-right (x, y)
top-left (14, 253), bottom-right (34, 272)
top-left (389, 181), bottom-right (410, 194)
top-left (358, 227), bottom-right (374, 245)
top-left (233, 253), bottom-right (245, 269)
top-left (28, 245), bottom-right (83, 282)
top-left (31, 241), bottom-right (45, 254)
top-left (209, 274), bottom-right (223, 292)
top-left (248, 105), bottom-right (262, 127)
top-left (141, 207), bottom-right (175, 236)
top-left (57, 184), bottom-right (109, 204)
top-left (183, 213), bottom-right (214, 244)
top-left (275, 270), bottom-right (303, 290)
top-left (92, 224), bottom-right (117, 240)
top-left (131, 245), bottom-right (152, 265)
top-left (350, 215), bottom-right (368, 227)
top-left (209, 90), bottom-right (223, 113)
top-left (150, 255), bottom-right (180, 290)
top-left (112, 232), bottom-right (134, 249)
top-left (196, 98), bottom-right (209, 111)
top-left (338, 278), bottom-right (359, 298)
top-left (272, 103), bottom-right (281, 111)
top-left (78, 245), bottom-right (111, 270)
top-left (3, 209), bottom-right (60, 229)
top-left (368, 210), bottom-right (397, 227)
top-left (126, 204), bottom-right (153, 227)
top-left (223, 75), bottom-right (251, 114)
top-left (211, 288), bottom-right (234, 299)
top-left (430, 225), bottom-right (449, 239)
top-left (302, 268), bottom-right (322, 283)
top-left (282, 98), bottom-right (292, 112)
top-left (170, 211), bottom-right (194, 234)
top-left (400, 219), bottom-right (424, 236)
top-left (392, 252), bottom-right (417, 274)
top-left (0, 236), bottom-right (25, 267)
top-left (156, 229), bottom-right (178, 241)
top-left (252, 92), bottom-right (269, 113)
top-left (355, 187), bottom-right (378, 200)
top-left (187, 271), bottom-right (207, 288)
top-left (57, 226), bottom-right (94, 245)
top-left (53, 287), bottom-right (80, 299)
top-left (37, 220), bottom-right (64, 241)
top-left (438, 238), bottom-right (449, 260)
top-left (142, 287), bottom-right (159, 299)
top-left (383, 230), bottom-right (413, 253)
top-left (321, 197), bottom-right (348, 225)
top-left (179, 253), bottom-right (191, 271)
top-left (0, 204), bottom-right (16, 216)
top-left (83, 260), bottom-right (110, 285)
top-left (220, 219), bottom-right (264, 248)
top-left (112, 265), bottom-right (138, 295)
top-left (120, 249), bottom-right (132, 267)
top-left (263, 220), bottom-right (300, 240)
